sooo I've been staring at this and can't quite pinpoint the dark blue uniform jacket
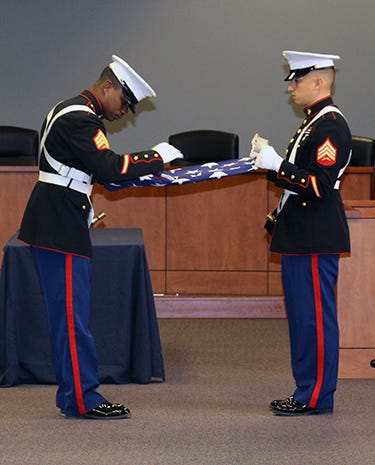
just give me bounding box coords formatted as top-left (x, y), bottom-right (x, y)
top-left (267, 97), bottom-right (351, 255)
top-left (19, 89), bottom-right (163, 257)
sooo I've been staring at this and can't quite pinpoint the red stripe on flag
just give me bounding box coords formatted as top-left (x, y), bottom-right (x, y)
top-left (65, 254), bottom-right (86, 414)
top-left (309, 254), bottom-right (325, 408)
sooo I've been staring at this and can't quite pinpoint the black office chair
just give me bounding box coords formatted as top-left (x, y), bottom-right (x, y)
top-left (168, 129), bottom-right (239, 166)
top-left (0, 126), bottom-right (39, 165)
top-left (349, 135), bottom-right (375, 167)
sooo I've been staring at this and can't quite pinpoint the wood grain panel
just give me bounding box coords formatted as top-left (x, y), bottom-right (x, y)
top-left (0, 168), bottom-right (38, 260)
top-left (149, 270), bottom-right (165, 294)
top-left (336, 202), bottom-right (375, 378)
top-left (166, 173), bottom-right (268, 271)
top-left (92, 184), bottom-right (166, 270)
top-left (268, 271), bottom-right (283, 295)
top-left (340, 167), bottom-right (374, 200)
top-left (338, 213), bottom-right (375, 348)
top-left (166, 270), bottom-right (267, 295)
top-left (339, 349), bottom-right (375, 379)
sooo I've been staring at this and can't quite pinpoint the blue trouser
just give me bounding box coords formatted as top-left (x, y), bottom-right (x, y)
top-left (31, 247), bottom-right (105, 414)
top-left (281, 254), bottom-right (339, 410)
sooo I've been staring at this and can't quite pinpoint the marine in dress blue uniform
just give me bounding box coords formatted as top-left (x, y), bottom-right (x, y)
top-left (18, 55), bottom-right (183, 419)
top-left (251, 51), bottom-right (351, 416)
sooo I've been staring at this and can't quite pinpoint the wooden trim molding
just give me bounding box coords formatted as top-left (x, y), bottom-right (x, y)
top-left (154, 295), bottom-right (286, 318)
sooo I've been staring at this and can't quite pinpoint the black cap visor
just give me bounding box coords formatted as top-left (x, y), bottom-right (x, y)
top-left (112, 74), bottom-right (138, 113)
top-left (121, 84), bottom-right (138, 114)
top-left (284, 65), bottom-right (334, 81)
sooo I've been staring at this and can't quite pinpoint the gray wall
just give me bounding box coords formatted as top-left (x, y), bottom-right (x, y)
top-left (1, 0), bottom-right (374, 156)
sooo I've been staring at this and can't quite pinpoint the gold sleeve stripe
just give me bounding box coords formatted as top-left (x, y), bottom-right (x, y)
top-left (311, 175), bottom-right (322, 198)
top-left (121, 154), bottom-right (130, 174)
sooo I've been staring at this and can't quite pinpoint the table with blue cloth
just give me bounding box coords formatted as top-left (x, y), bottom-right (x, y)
top-left (0, 228), bottom-right (165, 387)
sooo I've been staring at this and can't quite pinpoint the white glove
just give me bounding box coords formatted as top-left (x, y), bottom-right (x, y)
top-left (254, 143), bottom-right (283, 172)
top-left (152, 142), bottom-right (184, 164)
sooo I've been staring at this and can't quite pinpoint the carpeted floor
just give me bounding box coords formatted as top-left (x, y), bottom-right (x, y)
top-left (0, 319), bottom-right (374, 465)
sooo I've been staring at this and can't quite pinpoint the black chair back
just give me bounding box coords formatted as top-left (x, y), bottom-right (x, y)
top-left (349, 135), bottom-right (375, 167)
top-left (0, 126), bottom-right (39, 165)
top-left (169, 129), bottom-right (239, 166)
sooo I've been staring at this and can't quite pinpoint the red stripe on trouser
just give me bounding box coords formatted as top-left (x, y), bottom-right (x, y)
top-left (65, 254), bottom-right (86, 414)
top-left (309, 254), bottom-right (325, 408)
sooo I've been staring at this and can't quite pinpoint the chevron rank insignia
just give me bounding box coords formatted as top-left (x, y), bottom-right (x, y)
top-left (93, 129), bottom-right (110, 151)
top-left (316, 137), bottom-right (337, 166)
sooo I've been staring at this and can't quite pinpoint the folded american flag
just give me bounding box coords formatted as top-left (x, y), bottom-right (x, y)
top-left (105, 157), bottom-right (256, 191)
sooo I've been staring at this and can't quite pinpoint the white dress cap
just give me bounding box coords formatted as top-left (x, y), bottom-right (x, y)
top-left (282, 50), bottom-right (340, 81)
top-left (109, 54), bottom-right (156, 112)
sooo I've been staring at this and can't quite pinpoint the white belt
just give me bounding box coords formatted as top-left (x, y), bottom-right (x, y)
top-left (43, 151), bottom-right (92, 184)
top-left (39, 171), bottom-right (93, 195)
top-left (278, 181), bottom-right (341, 213)
top-left (284, 180), bottom-right (340, 197)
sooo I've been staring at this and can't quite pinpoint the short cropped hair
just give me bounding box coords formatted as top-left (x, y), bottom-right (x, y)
top-left (96, 66), bottom-right (122, 89)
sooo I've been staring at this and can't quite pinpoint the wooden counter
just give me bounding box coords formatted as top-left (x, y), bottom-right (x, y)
top-left (338, 200), bottom-right (375, 379)
top-left (0, 166), bottom-right (39, 261)
top-left (1, 166), bottom-right (374, 299)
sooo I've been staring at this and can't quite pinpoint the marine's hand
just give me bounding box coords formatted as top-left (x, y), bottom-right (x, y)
top-left (152, 142), bottom-right (184, 164)
top-left (249, 133), bottom-right (269, 158)
top-left (254, 143), bottom-right (283, 171)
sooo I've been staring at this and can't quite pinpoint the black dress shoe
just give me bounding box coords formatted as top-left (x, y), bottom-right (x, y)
top-left (61, 401), bottom-right (131, 420)
top-left (270, 395), bottom-right (294, 409)
top-left (270, 396), bottom-right (333, 416)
